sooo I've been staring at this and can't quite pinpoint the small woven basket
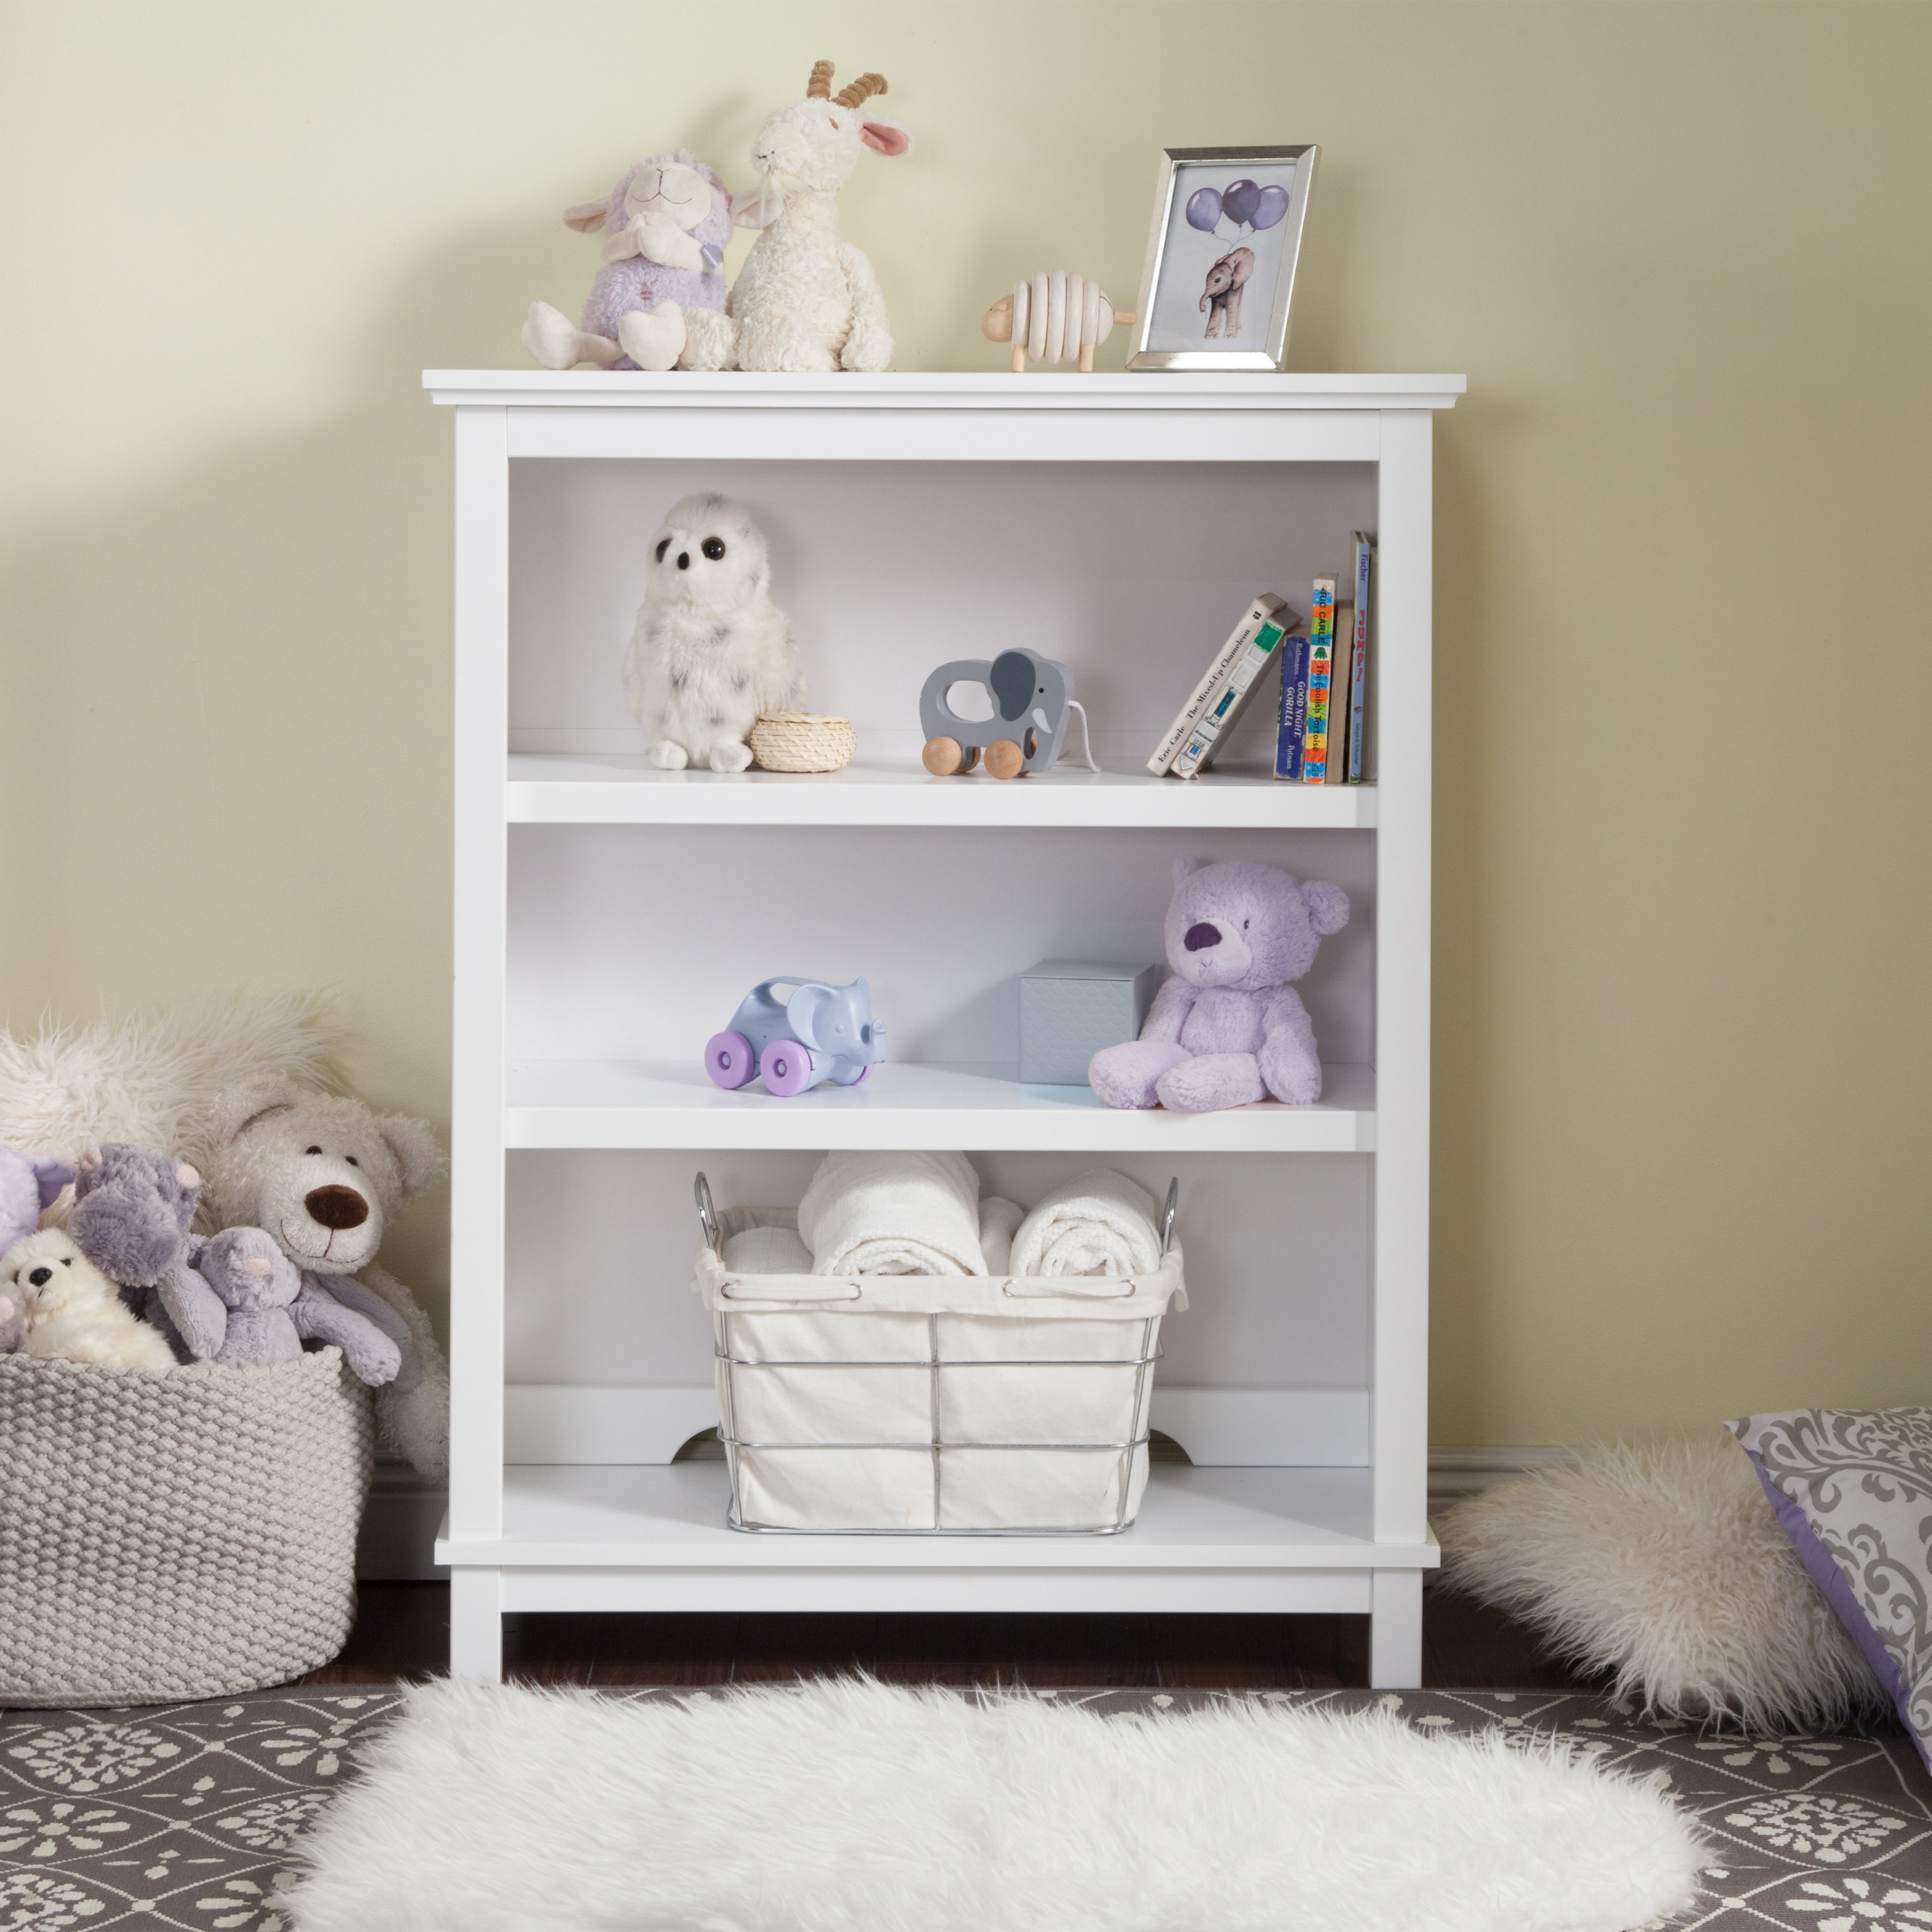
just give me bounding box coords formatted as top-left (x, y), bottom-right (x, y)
top-left (748, 712), bottom-right (857, 773)
top-left (0, 1348), bottom-right (373, 1705)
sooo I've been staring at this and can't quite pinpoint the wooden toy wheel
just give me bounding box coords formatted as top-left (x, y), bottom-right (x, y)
top-left (983, 739), bottom-right (1024, 780)
top-left (922, 735), bottom-right (964, 776)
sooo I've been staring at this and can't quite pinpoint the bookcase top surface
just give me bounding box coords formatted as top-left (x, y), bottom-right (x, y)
top-left (423, 370), bottom-right (1465, 411)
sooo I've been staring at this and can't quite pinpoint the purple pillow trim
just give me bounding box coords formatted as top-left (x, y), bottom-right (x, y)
top-left (1743, 1445), bottom-right (1918, 1753)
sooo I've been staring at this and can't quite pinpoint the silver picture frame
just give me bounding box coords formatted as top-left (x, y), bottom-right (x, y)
top-left (1126, 145), bottom-right (1318, 372)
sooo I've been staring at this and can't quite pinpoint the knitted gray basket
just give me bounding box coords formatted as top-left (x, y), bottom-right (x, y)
top-left (0, 1347), bottom-right (373, 1706)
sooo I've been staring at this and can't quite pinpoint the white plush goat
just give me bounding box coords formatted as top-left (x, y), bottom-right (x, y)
top-left (681, 62), bottom-right (911, 374)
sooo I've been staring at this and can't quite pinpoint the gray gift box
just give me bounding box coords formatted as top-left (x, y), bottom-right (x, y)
top-left (1018, 960), bottom-right (1164, 1087)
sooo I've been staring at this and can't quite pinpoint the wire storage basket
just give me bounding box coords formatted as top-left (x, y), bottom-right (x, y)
top-left (691, 1175), bottom-right (1184, 1535)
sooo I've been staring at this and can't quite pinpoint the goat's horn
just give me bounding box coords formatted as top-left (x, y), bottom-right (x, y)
top-left (833, 71), bottom-right (887, 109)
top-left (806, 60), bottom-right (835, 99)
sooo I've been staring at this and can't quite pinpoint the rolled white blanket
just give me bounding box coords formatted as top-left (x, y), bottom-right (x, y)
top-left (799, 1150), bottom-right (985, 1277)
top-left (978, 1197), bottom-right (1023, 1276)
top-left (720, 1224), bottom-right (813, 1276)
top-left (1010, 1170), bottom-right (1161, 1278)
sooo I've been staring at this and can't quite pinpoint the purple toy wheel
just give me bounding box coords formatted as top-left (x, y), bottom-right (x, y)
top-left (705, 1031), bottom-right (757, 1090)
top-left (759, 1039), bottom-right (817, 1097)
top-left (837, 1063), bottom-right (873, 1086)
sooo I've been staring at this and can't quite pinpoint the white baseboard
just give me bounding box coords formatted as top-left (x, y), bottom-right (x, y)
top-left (1426, 1444), bottom-right (1576, 1511)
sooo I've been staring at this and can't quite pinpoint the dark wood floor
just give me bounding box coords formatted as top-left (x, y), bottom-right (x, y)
top-left (305, 1582), bottom-right (1602, 1692)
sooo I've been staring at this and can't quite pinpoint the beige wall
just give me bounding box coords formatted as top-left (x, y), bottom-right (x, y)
top-left (3, 1), bottom-right (1926, 1445)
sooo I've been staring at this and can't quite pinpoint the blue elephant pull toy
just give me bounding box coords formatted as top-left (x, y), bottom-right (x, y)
top-left (919, 648), bottom-right (1095, 780)
top-left (705, 976), bottom-right (887, 1097)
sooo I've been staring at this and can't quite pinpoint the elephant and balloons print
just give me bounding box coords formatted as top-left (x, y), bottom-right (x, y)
top-left (1139, 153), bottom-right (1311, 357)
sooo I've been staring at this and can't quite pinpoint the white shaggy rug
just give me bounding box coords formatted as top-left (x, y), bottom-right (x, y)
top-left (1438, 1434), bottom-right (1882, 1732)
top-left (286, 1677), bottom-right (1704, 1932)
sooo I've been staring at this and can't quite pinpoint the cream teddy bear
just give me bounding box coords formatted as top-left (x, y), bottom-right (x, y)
top-left (1, 1228), bottom-right (176, 1371)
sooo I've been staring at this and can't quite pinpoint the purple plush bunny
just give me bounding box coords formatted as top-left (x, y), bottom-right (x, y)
top-left (521, 150), bottom-right (732, 372)
top-left (68, 1143), bottom-right (227, 1362)
top-left (1088, 858), bottom-right (1350, 1114)
top-left (193, 1226), bottom-right (401, 1385)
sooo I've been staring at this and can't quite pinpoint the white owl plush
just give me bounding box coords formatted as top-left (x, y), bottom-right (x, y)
top-left (623, 493), bottom-right (801, 773)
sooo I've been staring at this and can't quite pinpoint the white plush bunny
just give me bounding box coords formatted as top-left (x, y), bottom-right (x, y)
top-left (3, 1229), bottom-right (175, 1372)
top-left (622, 493), bottom-right (801, 773)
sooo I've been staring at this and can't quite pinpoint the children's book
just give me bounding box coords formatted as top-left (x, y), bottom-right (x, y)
top-left (1168, 608), bottom-right (1293, 778)
top-left (1322, 601), bottom-right (1354, 784)
top-left (1345, 533), bottom-right (1374, 782)
top-left (1300, 578), bottom-right (1337, 783)
top-left (1148, 593), bottom-right (1291, 776)
top-left (1274, 630), bottom-right (1312, 779)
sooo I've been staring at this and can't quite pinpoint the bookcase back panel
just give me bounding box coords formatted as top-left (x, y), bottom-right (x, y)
top-left (507, 459), bottom-right (1378, 766)
top-left (505, 1148), bottom-right (1370, 1397)
top-left (506, 824), bottom-right (1376, 1066)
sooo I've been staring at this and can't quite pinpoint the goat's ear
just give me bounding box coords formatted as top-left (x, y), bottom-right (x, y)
top-left (563, 200), bottom-right (609, 232)
top-left (860, 118), bottom-right (912, 158)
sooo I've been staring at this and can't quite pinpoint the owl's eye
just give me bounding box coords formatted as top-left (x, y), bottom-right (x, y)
top-left (656, 538), bottom-right (671, 563)
top-left (701, 537), bottom-right (726, 561)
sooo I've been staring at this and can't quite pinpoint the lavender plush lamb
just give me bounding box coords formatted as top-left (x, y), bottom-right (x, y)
top-left (522, 150), bottom-right (732, 373)
top-left (68, 1142), bottom-right (227, 1361)
top-left (1089, 858), bottom-right (1349, 1113)
top-left (193, 1226), bottom-right (401, 1385)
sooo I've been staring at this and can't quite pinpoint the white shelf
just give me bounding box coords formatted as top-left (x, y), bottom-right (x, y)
top-left (426, 370), bottom-right (1467, 413)
top-left (506, 752), bottom-right (1376, 829)
top-left (437, 1462), bottom-right (1439, 1571)
top-left (505, 1059), bottom-right (1376, 1152)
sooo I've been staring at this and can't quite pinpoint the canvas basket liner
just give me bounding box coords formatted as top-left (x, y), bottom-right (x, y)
top-left (0, 1347), bottom-right (373, 1706)
top-left (694, 1206), bottom-right (1186, 1535)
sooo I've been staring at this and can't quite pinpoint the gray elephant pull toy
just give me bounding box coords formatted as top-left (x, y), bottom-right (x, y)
top-left (920, 648), bottom-right (1095, 779)
top-left (705, 976), bottom-right (888, 1097)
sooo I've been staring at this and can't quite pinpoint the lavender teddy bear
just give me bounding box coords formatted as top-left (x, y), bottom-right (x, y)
top-left (68, 1142), bottom-right (227, 1362)
top-left (193, 1226), bottom-right (401, 1385)
top-left (521, 150), bottom-right (732, 373)
top-left (1089, 858), bottom-right (1349, 1113)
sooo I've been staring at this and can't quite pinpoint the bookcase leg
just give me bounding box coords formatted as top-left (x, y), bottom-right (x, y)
top-left (449, 1567), bottom-right (504, 1683)
top-left (1369, 1569), bottom-right (1423, 1689)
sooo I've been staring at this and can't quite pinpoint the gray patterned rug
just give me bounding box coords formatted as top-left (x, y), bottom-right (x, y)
top-left (3, 1685), bottom-right (1927, 1929)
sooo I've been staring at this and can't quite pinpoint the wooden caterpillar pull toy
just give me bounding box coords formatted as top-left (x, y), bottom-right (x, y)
top-left (982, 272), bottom-right (1135, 374)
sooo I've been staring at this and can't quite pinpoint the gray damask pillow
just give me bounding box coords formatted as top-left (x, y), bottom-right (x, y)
top-left (1728, 1408), bottom-right (1932, 1766)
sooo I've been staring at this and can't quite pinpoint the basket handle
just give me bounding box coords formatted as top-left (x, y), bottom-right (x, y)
top-left (694, 1171), bottom-right (721, 1253)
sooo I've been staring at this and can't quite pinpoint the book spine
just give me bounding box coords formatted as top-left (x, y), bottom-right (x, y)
top-left (1274, 633), bottom-right (1311, 779)
top-left (1146, 596), bottom-right (1281, 775)
top-left (1300, 578), bottom-right (1336, 783)
top-left (1347, 536), bottom-right (1372, 783)
top-left (1323, 602), bottom-right (1353, 784)
top-left (1169, 619), bottom-right (1287, 777)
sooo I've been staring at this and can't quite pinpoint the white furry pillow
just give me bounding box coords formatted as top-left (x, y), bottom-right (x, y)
top-left (1437, 1434), bottom-right (1885, 1731)
top-left (0, 994), bottom-right (343, 1189)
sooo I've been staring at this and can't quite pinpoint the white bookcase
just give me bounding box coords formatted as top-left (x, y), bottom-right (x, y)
top-left (426, 369), bottom-right (1463, 1687)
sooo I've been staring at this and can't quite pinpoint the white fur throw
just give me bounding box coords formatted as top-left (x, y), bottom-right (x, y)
top-left (0, 992), bottom-right (343, 1191)
top-left (284, 1676), bottom-right (1704, 1932)
top-left (1437, 1434), bottom-right (1885, 1731)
